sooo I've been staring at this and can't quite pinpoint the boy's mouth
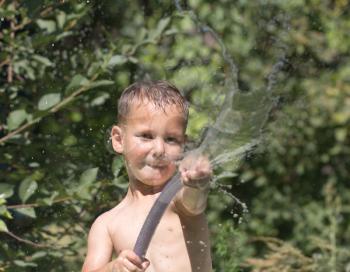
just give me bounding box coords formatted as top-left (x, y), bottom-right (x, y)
top-left (147, 160), bottom-right (170, 168)
top-left (148, 163), bottom-right (167, 168)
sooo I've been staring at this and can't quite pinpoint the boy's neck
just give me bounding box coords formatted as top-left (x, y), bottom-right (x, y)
top-left (127, 178), bottom-right (164, 199)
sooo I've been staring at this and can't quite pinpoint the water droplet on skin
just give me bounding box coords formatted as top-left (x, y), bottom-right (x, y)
top-left (198, 240), bottom-right (207, 247)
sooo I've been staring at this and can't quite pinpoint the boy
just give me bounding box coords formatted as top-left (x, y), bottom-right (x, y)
top-left (82, 81), bottom-right (212, 272)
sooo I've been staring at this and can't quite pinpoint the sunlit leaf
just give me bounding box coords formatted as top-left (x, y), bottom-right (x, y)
top-left (150, 17), bottom-right (170, 40)
top-left (57, 11), bottom-right (66, 29)
top-left (7, 109), bottom-right (28, 130)
top-left (0, 206), bottom-right (12, 219)
top-left (91, 92), bottom-right (110, 106)
top-left (32, 55), bottom-right (53, 66)
top-left (36, 19), bottom-right (56, 33)
top-left (13, 260), bottom-right (37, 268)
top-left (37, 93), bottom-right (61, 111)
top-left (19, 178), bottom-right (38, 203)
top-left (0, 183), bottom-right (14, 198)
top-left (41, 191), bottom-right (59, 206)
top-left (31, 251), bottom-right (47, 260)
top-left (65, 74), bottom-right (88, 92)
top-left (0, 219), bottom-right (8, 232)
top-left (112, 156), bottom-right (124, 177)
top-left (80, 167), bottom-right (99, 185)
top-left (108, 55), bottom-right (127, 68)
top-left (14, 207), bottom-right (36, 218)
top-left (85, 80), bottom-right (114, 91)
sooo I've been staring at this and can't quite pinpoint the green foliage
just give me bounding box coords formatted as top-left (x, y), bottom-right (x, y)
top-left (0, 0), bottom-right (349, 271)
top-left (211, 221), bottom-right (252, 272)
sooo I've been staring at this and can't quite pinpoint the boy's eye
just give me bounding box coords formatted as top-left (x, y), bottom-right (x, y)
top-left (166, 137), bottom-right (179, 144)
top-left (139, 133), bottom-right (153, 139)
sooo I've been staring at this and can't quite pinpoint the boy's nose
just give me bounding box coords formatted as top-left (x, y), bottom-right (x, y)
top-left (152, 138), bottom-right (165, 158)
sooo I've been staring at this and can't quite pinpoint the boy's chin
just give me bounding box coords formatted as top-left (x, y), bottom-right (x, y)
top-left (138, 167), bottom-right (175, 186)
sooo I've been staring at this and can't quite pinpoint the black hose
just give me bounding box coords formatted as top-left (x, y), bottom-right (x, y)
top-left (133, 172), bottom-right (182, 259)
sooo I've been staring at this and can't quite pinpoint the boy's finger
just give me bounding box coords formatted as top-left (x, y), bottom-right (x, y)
top-left (122, 257), bottom-right (143, 272)
top-left (141, 260), bottom-right (150, 270)
top-left (126, 255), bottom-right (143, 268)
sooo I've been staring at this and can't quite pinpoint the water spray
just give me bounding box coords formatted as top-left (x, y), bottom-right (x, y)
top-left (133, 1), bottom-right (288, 260)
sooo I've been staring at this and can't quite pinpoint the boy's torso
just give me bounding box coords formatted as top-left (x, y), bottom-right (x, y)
top-left (104, 197), bottom-right (212, 272)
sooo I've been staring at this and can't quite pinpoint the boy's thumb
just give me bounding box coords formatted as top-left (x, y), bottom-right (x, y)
top-left (142, 260), bottom-right (150, 269)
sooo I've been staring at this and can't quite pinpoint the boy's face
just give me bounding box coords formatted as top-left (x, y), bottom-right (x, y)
top-left (112, 100), bottom-right (186, 188)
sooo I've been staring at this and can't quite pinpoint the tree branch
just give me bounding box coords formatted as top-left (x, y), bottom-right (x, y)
top-left (0, 73), bottom-right (100, 145)
top-left (4, 230), bottom-right (54, 248)
top-left (6, 197), bottom-right (72, 209)
top-left (0, 58), bottom-right (10, 68)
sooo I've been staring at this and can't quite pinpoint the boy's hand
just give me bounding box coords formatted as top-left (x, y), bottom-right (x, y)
top-left (110, 250), bottom-right (150, 272)
top-left (179, 153), bottom-right (212, 189)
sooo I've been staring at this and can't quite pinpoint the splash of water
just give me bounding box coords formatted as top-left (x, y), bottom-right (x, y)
top-left (174, 0), bottom-right (288, 217)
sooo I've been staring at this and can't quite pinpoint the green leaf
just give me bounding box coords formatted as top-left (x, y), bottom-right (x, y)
top-left (0, 219), bottom-right (8, 232)
top-left (55, 31), bottom-right (74, 41)
top-left (76, 168), bottom-right (99, 200)
top-left (85, 80), bottom-right (114, 91)
top-left (107, 55), bottom-right (127, 68)
top-left (38, 93), bottom-right (61, 111)
top-left (7, 109), bottom-right (28, 130)
top-left (56, 11), bottom-right (66, 29)
top-left (41, 191), bottom-right (59, 206)
top-left (32, 55), bottom-right (53, 66)
top-left (36, 19), bottom-right (56, 33)
top-left (65, 74), bottom-right (88, 92)
top-left (13, 260), bottom-right (37, 268)
top-left (80, 167), bottom-right (99, 185)
top-left (112, 156), bottom-right (124, 177)
top-left (0, 206), bottom-right (12, 219)
top-left (150, 17), bottom-right (170, 40)
top-left (0, 183), bottom-right (14, 198)
top-left (15, 207), bottom-right (36, 218)
top-left (91, 92), bottom-right (110, 106)
top-left (19, 178), bottom-right (38, 203)
top-left (31, 251), bottom-right (47, 260)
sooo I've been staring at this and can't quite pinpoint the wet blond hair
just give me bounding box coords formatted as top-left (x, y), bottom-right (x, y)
top-left (117, 80), bottom-right (189, 125)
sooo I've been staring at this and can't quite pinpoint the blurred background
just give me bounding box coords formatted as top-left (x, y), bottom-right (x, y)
top-left (0, 0), bottom-right (349, 271)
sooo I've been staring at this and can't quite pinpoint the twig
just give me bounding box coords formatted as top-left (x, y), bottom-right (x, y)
top-left (6, 196), bottom-right (72, 209)
top-left (0, 117), bottom-right (41, 145)
top-left (0, 74), bottom-right (100, 145)
top-left (4, 230), bottom-right (51, 248)
top-left (7, 21), bottom-right (15, 83)
top-left (0, 58), bottom-right (10, 69)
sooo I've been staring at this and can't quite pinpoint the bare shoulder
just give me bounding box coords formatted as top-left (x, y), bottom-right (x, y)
top-left (94, 199), bottom-right (128, 231)
top-left (82, 200), bottom-right (128, 272)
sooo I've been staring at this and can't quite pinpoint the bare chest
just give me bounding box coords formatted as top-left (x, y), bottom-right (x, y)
top-left (108, 204), bottom-right (212, 272)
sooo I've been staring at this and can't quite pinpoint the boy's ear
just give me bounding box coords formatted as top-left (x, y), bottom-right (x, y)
top-left (111, 125), bottom-right (124, 154)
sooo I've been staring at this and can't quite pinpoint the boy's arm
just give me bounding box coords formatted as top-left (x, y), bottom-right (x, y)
top-left (173, 155), bottom-right (211, 216)
top-left (174, 183), bottom-right (210, 216)
top-left (81, 215), bottom-right (113, 272)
